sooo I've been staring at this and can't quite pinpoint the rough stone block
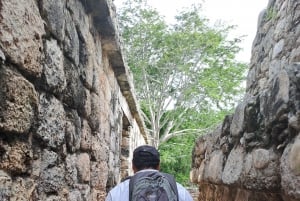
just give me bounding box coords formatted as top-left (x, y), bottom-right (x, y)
top-left (0, 0), bottom-right (45, 76)
top-left (91, 134), bottom-right (108, 162)
top-left (64, 11), bottom-right (79, 66)
top-left (39, 166), bottom-right (65, 194)
top-left (65, 110), bottom-right (81, 153)
top-left (272, 39), bottom-right (285, 59)
top-left (80, 88), bottom-right (92, 119)
top-left (36, 93), bottom-right (66, 149)
top-left (230, 99), bottom-right (247, 137)
top-left (243, 148), bottom-right (280, 191)
top-left (196, 161), bottom-right (206, 183)
top-left (289, 137), bottom-right (300, 175)
top-left (76, 153), bottom-right (90, 183)
top-left (45, 195), bottom-right (65, 201)
top-left (43, 39), bottom-right (66, 94)
top-left (79, 32), bottom-right (96, 90)
top-left (91, 189), bottom-right (106, 201)
top-left (63, 58), bottom-right (86, 110)
top-left (80, 119), bottom-right (92, 151)
top-left (41, 0), bottom-right (66, 39)
top-left (91, 161), bottom-right (108, 189)
top-left (0, 170), bottom-right (12, 200)
top-left (89, 93), bottom-right (101, 131)
top-left (222, 146), bottom-right (244, 185)
top-left (281, 136), bottom-right (300, 199)
top-left (265, 68), bottom-right (289, 127)
top-left (205, 150), bottom-right (224, 184)
top-left (0, 140), bottom-right (32, 174)
top-left (253, 148), bottom-right (270, 169)
top-left (68, 190), bottom-right (82, 201)
top-left (41, 149), bottom-right (58, 170)
top-left (74, 184), bottom-right (91, 201)
top-left (194, 138), bottom-right (207, 156)
top-left (65, 154), bottom-right (78, 186)
top-left (0, 68), bottom-right (38, 133)
top-left (121, 136), bottom-right (130, 147)
top-left (10, 177), bottom-right (35, 200)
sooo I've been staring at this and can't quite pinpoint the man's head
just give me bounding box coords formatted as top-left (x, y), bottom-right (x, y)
top-left (132, 145), bottom-right (160, 172)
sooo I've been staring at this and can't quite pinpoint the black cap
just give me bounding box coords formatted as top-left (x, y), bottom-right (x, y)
top-left (132, 145), bottom-right (160, 169)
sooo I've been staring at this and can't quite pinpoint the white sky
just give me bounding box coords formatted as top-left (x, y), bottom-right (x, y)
top-left (114, 0), bottom-right (269, 63)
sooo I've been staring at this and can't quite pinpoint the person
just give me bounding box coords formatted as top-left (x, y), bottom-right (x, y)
top-left (105, 145), bottom-right (193, 201)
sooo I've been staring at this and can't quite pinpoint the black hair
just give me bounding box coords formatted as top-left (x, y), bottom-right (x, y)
top-left (132, 145), bottom-right (160, 170)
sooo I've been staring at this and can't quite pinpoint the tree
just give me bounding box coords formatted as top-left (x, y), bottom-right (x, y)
top-left (159, 108), bottom-right (232, 185)
top-left (117, 0), bottom-right (247, 147)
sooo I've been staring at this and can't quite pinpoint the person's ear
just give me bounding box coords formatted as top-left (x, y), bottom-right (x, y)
top-left (132, 163), bottom-right (138, 173)
top-left (156, 164), bottom-right (160, 171)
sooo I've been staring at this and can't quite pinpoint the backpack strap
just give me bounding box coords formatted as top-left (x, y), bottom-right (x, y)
top-left (161, 173), bottom-right (179, 201)
top-left (129, 171), bottom-right (149, 201)
top-left (129, 176), bottom-right (133, 201)
top-left (128, 171), bottom-right (179, 201)
top-left (121, 176), bottom-right (132, 182)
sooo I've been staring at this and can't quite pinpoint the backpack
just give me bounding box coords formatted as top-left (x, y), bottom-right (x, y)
top-left (129, 171), bottom-right (179, 201)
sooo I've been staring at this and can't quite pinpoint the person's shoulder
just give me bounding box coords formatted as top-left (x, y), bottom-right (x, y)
top-left (175, 182), bottom-right (186, 189)
top-left (175, 182), bottom-right (193, 201)
top-left (106, 179), bottom-right (130, 201)
top-left (175, 182), bottom-right (190, 194)
top-left (108, 179), bottom-right (130, 194)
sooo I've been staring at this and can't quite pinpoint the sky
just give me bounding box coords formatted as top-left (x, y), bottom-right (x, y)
top-left (114, 0), bottom-right (269, 63)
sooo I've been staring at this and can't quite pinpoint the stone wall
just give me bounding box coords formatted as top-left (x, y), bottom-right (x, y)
top-left (191, 0), bottom-right (300, 200)
top-left (0, 0), bottom-right (147, 200)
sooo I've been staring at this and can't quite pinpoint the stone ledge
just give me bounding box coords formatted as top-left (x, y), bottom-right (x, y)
top-left (81, 0), bottom-right (148, 143)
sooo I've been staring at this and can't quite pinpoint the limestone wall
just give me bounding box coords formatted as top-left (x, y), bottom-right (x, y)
top-left (191, 0), bottom-right (300, 200)
top-left (0, 0), bottom-right (147, 200)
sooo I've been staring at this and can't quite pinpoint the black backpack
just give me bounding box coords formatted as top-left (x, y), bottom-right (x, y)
top-left (128, 171), bottom-right (179, 201)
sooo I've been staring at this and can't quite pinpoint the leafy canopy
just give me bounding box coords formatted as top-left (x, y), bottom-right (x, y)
top-left (117, 0), bottom-right (247, 146)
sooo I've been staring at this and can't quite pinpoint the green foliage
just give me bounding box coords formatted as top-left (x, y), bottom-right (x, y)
top-left (117, 0), bottom-right (246, 145)
top-left (265, 8), bottom-right (277, 21)
top-left (159, 109), bottom-right (230, 185)
top-left (159, 134), bottom-right (197, 186)
top-left (117, 0), bottom-right (247, 182)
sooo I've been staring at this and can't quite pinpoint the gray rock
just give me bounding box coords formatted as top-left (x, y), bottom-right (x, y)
top-left (65, 110), bottom-right (81, 153)
top-left (253, 148), bottom-right (270, 169)
top-left (64, 11), bottom-right (80, 66)
top-left (0, 170), bottom-right (12, 200)
top-left (68, 190), bottom-right (82, 201)
top-left (62, 58), bottom-right (87, 113)
top-left (0, 48), bottom-right (5, 62)
top-left (80, 119), bottom-right (92, 151)
top-left (76, 153), bottom-right (90, 183)
top-left (41, 149), bottom-right (58, 170)
top-left (222, 146), bottom-right (245, 185)
top-left (36, 93), bottom-right (66, 149)
top-left (205, 150), bottom-right (224, 184)
top-left (272, 39), bottom-right (285, 59)
top-left (39, 166), bottom-right (65, 194)
top-left (0, 0), bottom-right (45, 76)
top-left (74, 184), bottom-right (91, 201)
top-left (43, 39), bottom-right (66, 95)
top-left (65, 154), bottom-right (78, 186)
top-left (10, 177), bottom-right (36, 200)
top-left (41, 0), bottom-right (66, 40)
top-left (230, 99), bottom-right (247, 137)
top-left (281, 136), bottom-right (300, 199)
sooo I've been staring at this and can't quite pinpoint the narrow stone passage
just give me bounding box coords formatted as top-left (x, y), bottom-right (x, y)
top-left (0, 0), bottom-right (299, 200)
